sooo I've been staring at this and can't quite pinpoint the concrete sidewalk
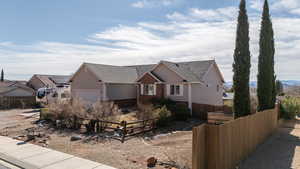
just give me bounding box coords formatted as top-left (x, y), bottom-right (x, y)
top-left (0, 136), bottom-right (117, 169)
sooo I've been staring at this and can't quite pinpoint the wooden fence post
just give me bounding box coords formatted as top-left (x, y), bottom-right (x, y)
top-left (122, 121), bottom-right (127, 143)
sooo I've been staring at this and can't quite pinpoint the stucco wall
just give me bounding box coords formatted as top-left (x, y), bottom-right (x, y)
top-left (71, 66), bottom-right (102, 103)
top-left (4, 88), bottom-right (34, 97)
top-left (106, 83), bottom-right (137, 100)
top-left (152, 64), bottom-right (184, 83)
top-left (165, 84), bottom-right (189, 102)
top-left (152, 64), bottom-right (188, 102)
top-left (28, 76), bottom-right (46, 90)
top-left (191, 65), bottom-right (223, 106)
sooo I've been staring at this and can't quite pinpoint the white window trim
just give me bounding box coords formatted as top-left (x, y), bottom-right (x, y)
top-left (141, 84), bottom-right (156, 96)
top-left (167, 84), bottom-right (183, 96)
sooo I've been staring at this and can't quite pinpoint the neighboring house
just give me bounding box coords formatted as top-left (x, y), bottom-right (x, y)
top-left (0, 81), bottom-right (36, 109)
top-left (70, 60), bottom-right (225, 117)
top-left (27, 74), bottom-right (71, 100)
top-left (27, 74), bottom-right (71, 90)
top-left (0, 81), bottom-right (35, 97)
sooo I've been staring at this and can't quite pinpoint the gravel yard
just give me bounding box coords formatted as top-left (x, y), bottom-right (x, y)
top-left (0, 109), bottom-right (199, 169)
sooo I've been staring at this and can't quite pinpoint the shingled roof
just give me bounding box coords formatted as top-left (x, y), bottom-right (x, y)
top-left (0, 81), bottom-right (35, 95)
top-left (72, 60), bottom-right (222, 83)
top-left (34, 75), bottom-right (71, 85)
top-left (84, 63), bottom-right (138, 83)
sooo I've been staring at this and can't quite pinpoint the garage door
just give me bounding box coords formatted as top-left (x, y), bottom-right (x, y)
top-left (73, 89), bottom-right (101, 103)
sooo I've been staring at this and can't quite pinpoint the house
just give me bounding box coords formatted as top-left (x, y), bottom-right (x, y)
top-left (0, 81), bottom-right (35, 97)
top-left (0, 81), bottom-right (36, 108)
top-left (27, 74), bottom-right (71, 100)
top-left (70, 60), bottom-right (225, 117)
top-left (27, 74), bottom-right (71, 90)
top-left (69, 63), bottom-right (138, 107)
top-left (136, 60), bottom-right (225, 117)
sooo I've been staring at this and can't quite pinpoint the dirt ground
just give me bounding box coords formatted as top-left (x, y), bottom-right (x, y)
top-left (239, 119), bottom-right (300, 169)
top-left (0, 109), bottom-right (199, 169)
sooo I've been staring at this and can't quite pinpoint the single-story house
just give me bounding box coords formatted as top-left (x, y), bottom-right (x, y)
top-left (0, 81), bottom-right (35, 97)
top-left (27, 74), bottom-right (71, 90)
top-left (0, 81), bottom-right (36, 108)
top-left (70, 60), bottom-right (225, 117)
top-left (27, 74), bottom-right (71, 100)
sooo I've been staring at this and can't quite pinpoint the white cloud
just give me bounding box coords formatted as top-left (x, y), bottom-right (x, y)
top-left (131, 0), bottom-right (181, 8)
top-left (131, 1), bottom-right (145, 8)
top-left (250, 0), bottom-right (300, 15)
top-left (250, 0), bottom-right (264, 11)
top-left (272, 0), bottom-right (300, 10)
top-left (1, 4), bottom-right (300, 81)
top-left (167, 7), bottom-right (237, 22)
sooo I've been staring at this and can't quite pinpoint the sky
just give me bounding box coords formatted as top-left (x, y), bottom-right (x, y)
top-left (0, 0), bottom-right (299, 81)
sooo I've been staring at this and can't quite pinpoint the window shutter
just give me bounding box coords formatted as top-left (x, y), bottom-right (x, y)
top-left (154, 84), bottom-right (157, 95)
top-left (180, 84), bottom-right (184, 96)
top-left (140, 84), bottom-right (144, 95)
top-left (166, 84), bottom-right (170, 96)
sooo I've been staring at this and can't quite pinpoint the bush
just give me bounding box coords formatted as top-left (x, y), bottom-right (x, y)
top-left (154, 106), bottom-right (172, 127)
top-left (40, 108), bottom-right (54, 121)
top-left (168, 104), bottom-right (191, 121)
top-left (280, 97), bottom-right (300, 120)
top-left (151, 98), bottom-right (175, 108)
top-left (151, 98), bottom-right (190, 121)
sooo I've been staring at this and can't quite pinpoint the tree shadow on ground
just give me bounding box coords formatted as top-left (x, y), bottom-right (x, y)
top-left (239, 119), bottom-right (300, 169)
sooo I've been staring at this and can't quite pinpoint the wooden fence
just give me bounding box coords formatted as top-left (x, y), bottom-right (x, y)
top-left (93, 118), bottom-right (156, 143)
top-left (0, 96), bottom-right (36, 109)
top-left (192, 106), bottom-right (279, 169)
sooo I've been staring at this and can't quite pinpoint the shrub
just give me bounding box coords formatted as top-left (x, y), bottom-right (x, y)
top-left (137, 103), bottom-right (156, 120)
top-left (280, 97), bottom-right (300, 120)
top-left (168, 104), bottom-right (190, 121)
top-left (40, 108), bottom-right (54, 121)
top-left (153, 106), bottom-right (172, 127)
top-left (151, 98), bottom-right (175, 108)
top-left (151, 98), bottom-right (190, 121)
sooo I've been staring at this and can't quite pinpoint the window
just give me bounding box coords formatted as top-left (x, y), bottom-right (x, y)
top-left (168, 84), bottom-right (182, 96)
top-left (141, 84), bottom-right (156, 96)
top-left (217, 85), bottom-right (220, 92)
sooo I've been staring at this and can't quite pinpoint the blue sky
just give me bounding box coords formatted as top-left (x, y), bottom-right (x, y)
top-left (0, 0), bottom-right (300, 81)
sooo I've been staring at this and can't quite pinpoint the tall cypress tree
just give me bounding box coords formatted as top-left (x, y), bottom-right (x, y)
top-left (257, 0), bottom-right (276, 111)
top-left (233, 0), bottom-right (251, 118)
top-left (0, 69), bottom-right (3, 82)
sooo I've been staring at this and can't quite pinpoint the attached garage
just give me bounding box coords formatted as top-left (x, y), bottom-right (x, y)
top-left (72, 89), bottom-right (101, 103)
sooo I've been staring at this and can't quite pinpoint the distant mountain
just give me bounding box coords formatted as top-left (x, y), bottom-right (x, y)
top-left (225, 80), bottom-right (300, 88)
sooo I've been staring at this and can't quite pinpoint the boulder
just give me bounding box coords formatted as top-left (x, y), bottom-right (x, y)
top-left (147, 157), bottom-right (157, 167)
top-left (70, 135), bottom-right (82, 141)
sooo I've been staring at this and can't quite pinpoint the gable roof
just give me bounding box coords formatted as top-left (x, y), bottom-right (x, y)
top-left (33, 75), bottom-right (71, 86)
top-left (138, 60), bottom-right (220, 83)
top-left (81, 63), bottom-right (138, 83)
top-left (0, 82), bottom-right (35, 95)
top-left (70, 59), bottom-right (224, 84)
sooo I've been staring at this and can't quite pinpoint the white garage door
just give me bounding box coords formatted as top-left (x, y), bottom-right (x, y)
top-left (73, 89), bottom-right (101, 103)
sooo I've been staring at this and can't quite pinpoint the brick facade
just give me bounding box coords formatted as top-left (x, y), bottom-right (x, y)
top-left (138, 73), bottom-right (164, 104)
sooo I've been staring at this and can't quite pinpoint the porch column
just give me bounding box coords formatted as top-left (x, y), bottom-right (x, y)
top-left (102, 83), bottom-right (108, 101)
top-left (188, 83), bottom-right (192, 116)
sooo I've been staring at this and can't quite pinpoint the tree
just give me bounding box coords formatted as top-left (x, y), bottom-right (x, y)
top-left (233, 0), bottom-right (251, 118)
top-left (257, 0), bottom-right (276, 111)
top-left (276, 80), bottom-right (284, 96)
top-left (0, 69), bottom-right (3, 82)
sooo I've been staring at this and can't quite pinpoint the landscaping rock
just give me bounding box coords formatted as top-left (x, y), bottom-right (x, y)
top-left (147, 157), bottom-right (157, 167)
top-left (70, 135), bottom-right (82, 141)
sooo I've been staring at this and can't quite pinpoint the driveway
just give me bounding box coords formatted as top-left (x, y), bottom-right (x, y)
top-left (239, 119), bottom-right (300, 169)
